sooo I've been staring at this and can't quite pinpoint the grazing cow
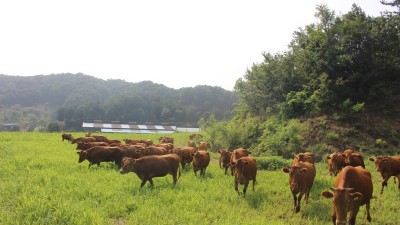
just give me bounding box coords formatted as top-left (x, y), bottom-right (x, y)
top-left (189, 133), bottom-right (203, 140)
top-left (346, 153), bottom-right (365, 168)
top-left (369, 156), bottom-right (400, 194)
top-left (292, 152), bottom-right (315, 165)
top-left (156, 143), bottom-right (174, 152)
top-left (321, 166), bottom-right (373, 225)
top-left (229, 148), bottom-right (251, 175)
top-left (89, 135), bottom-right (108, 142)
top-left (218, 149), bottom-right (232, 175)
top-left (173, 147), bottom-right (197, 169)
top-left (159, 137), bottom-right (174, 144)
top-left (198, 141), bottom-right (210, 151)
top-left (282, 162), bottom-right (316, 213)
top-left (61, 132), bottom-right (73, 142)
top-left (191, 150), bottom-right (210, 176)
top-left (327, 152), bottom-right (346, 176)
top-left (76, 141), bottom-right (109, 150)
top-left (119, 154), bottom-right (181, 187)
top-left (77, 146), bottom-right (123, 168)
top-left (188, 140), bottom-right (197, 149)
top-left (230, 157), bottom-right (257, 196)
top-left (124, 138), bottom-right (139, 145)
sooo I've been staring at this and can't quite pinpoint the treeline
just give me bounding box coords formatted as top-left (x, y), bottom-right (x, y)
top-left (201, 4), bottom-right (400, 158)
top-left (0, 74), bottom-right (237, 130)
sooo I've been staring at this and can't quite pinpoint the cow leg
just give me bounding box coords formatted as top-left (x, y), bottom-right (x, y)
top-left (172, 171), bottom-right (178, 185)
top-left (243, 181), bottom-right (249, 196)
top-left (234, 178), bottom-right (239, 194)
top-left (140, 179), bottom-right (147, 188)
top-left (252, 178), bottom-right (256, 191)
top-left (365, 201), bottom-right (372, 222)
top-left (292, 193), bottom-right (298, 212)
top-left (295, 192), bottom-right (304, 213)
top-left (396, 175), bottom-right (400, 190)
top-left (348, 206), bottom-right (360, 225)
top-left (381, 176), bottom-right (390, 194)
top-left (148, 178), bottom-right (154, 186)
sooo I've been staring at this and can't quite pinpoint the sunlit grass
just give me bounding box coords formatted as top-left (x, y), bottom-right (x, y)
top-left (0, 132), bottom-right (399, 224)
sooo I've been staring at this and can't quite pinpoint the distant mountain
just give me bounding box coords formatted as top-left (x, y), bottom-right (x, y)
top-left (0, 73), bottom-right (238, 130)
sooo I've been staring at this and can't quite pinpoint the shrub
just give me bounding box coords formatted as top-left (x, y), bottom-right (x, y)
top-left (256, 156), bottom-right (291, 171)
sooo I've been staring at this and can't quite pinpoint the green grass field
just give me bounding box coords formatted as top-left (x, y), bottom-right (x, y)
top-left (1, 132), bottom-right (399, 225)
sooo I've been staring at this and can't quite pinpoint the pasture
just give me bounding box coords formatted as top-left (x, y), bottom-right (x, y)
top-left (0, 132), bottom-right (399, 225)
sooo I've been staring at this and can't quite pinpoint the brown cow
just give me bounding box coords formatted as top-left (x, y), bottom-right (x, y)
top-left (188, 140), bottom-right (197, 149)
top-left (327, 152), bottom-right (346, 176)
top-left (321, 166), bottom-right (373, 225)
top-left (191, 150), bottom-right (210, 176)
top-left (77, 146), bottom-right (123, 168)
top-left (198, 141), bottom-right (210, 151)
top-left (369, 156), bottom-right (400, 194)
top-left (90, 135), bottom-right (108, 142)
top-left (173, 146), bottom-right (197, 169)
top-left (346, 153), bottom-right (365, 168)
top-left (218, 149), bottom-right (232, 175)
top-left (282, 161), bottom-right (316, 213)
top-left (230, 157), bottom-right (257, 196)
top-left (119, 154), bottom-right (181, 187)
top-left (61, 132), bottom-right (73, 142)
top-left (71, 137), bottom-right (96, 144)
top-left (76, 141), bottom-right (109, 150)
top-left (292, 152), bottom-right (315, 165)
top-left (139, 146), bottom-right (168, 157)
top-left (189, 133), bottom-right (203, 140)
top-left (229, 148), bottom-right (251, 175)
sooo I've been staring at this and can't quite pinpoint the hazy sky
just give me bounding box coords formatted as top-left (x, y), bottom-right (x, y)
top-left (0, 0), bottom-right (393, 90)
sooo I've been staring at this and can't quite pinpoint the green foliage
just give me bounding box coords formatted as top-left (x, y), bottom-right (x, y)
top-left (375, 138), bottom-right (388, 148)
top-left (47, 122), bottom-right (61, 132)
top-left (256, 156), bottom-right (291, 171)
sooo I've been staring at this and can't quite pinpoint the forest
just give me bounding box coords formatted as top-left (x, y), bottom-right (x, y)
top-left (0, 74), bottom-right (237, 130)
top-left (200, 3), bottom-right (400, 158)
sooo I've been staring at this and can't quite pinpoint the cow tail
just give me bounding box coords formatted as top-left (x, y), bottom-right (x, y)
top-left (178, 166), bottom-right (181, 179)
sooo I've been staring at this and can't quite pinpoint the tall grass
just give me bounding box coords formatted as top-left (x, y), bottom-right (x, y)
top-left (0, 132), bottom-right (399, 225)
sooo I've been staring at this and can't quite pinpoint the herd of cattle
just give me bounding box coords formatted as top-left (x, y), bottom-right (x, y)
top-left (61, 132), bottom-right (400, 225)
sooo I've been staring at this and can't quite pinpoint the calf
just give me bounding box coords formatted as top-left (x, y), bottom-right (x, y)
top-left (119, 154), bottom-right (181, 187)
top-left (61, 132), bottom-right (73, 142)
top-left (327, 152), bottom-right (345, 176)
top-left (322, 166), bottom-right (373, 225)
top-left (188, 140), bottom-right (197, 149)
top-left (229, 148), bottom-right (251, 175)
top-left (198, 141), bottom-right (210, 151)
top-left (77, 146), bottom-right (123, 168)
top-left (230, 156), bottom-right (257, 196)
top-left (218, 149), bottom-right (232, 175)
top-left (369, 156), bottom-right (400, 194)
top-left (191, 150), bottom-right (210, 176)
top-left (282, 161), bottom-right (316, 213)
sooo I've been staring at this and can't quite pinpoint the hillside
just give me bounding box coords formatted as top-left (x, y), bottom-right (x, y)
top-left (0, 74), bottom-right (237, 130)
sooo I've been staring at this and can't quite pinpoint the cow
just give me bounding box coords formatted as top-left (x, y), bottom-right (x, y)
top-left (76, 141), bottom-right (109, 151)
top-left (198, 141), bottom-right (210, 151)
top-left (159, 137), bottom-right (174, 144)
top-left (89, 135), bottom-right (108, 142)
top-left (173, 147), bottom-right (197, 169)
top-left (191, 150), bottom-right (210, 176)
top-left (230, 157), bottom-right (257, 196)
top-left (119, 154), bottom-right (181, 188)
top-left (188, 140), bottom-right (197, 149)
top-left (156, 143), bottom-right (174, 152)
top-left (321, 166), bottom-right (373, 225)
top-left (61, 132), bottom-right (73, 142)
top-left (139, 146), bottom-right (168, 158)
top-left (282, 161), bottom-right (316, 213)
top-left (346, 153), bottom-right (365, 168)
top-left (71, 137), bottom-right (96, 144)
top-left (189, 133), bottom-right (203, 140)
top-left (369, 156), bottom-right (400, 194)
top-left (327, 152), bottom-right (346, 176)
top-left (124, 138), bottom-right (139, 145)
top-left (218, 148), bottom-right (232, 175)
top-left (292, 152), bottom-right (315, 165)
top-left (76, 146), bottom-right (123, 168)
top-left (229, 148), bottom-right (251, 176)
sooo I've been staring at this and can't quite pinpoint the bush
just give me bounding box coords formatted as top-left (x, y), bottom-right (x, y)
top-left (256, 156), bottom-right (291, 171)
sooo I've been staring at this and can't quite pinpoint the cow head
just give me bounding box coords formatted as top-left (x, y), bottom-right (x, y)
top-left (321, 188), bottom-right (363, 225)
top-left (231, 158), bottom-right (249, 183)
top-left (120, 157), bottom-right (136, 174)
top-left (77, 151), bottom-right (88, 163)
top-left (282, 165), bottom-right (308, 192)
top-left (369, 156), bottom-right (383, 172)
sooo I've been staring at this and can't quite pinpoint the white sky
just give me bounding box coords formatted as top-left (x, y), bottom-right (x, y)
top-left (0, 0), bottom-right (393, 91)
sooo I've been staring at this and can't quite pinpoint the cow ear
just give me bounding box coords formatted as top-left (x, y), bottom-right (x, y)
top-left (369, 158), bottom-right (375, 162)
top-left (327, 156), bottom-right (331, 159)
top-left (282, 167), bottom-right (290, 173)
top-left (190, 153), bottom-right (195, 157)
top-left (135, 150), bottom-right (140, 153)
top-left (218, 149), bottom-right (222, 153)
top-left (300, 168), bottom-right (308, 173)
top-left (321, 191), bottom-right (333, 199)
top-left (231, 162), bottom-right (237, 166)
top-left (76, 151), bottom-right (80, 154)
top-left (243, 161), bottom-right (249, 165)
top-left (349, 192), bottom-right (363, 201)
